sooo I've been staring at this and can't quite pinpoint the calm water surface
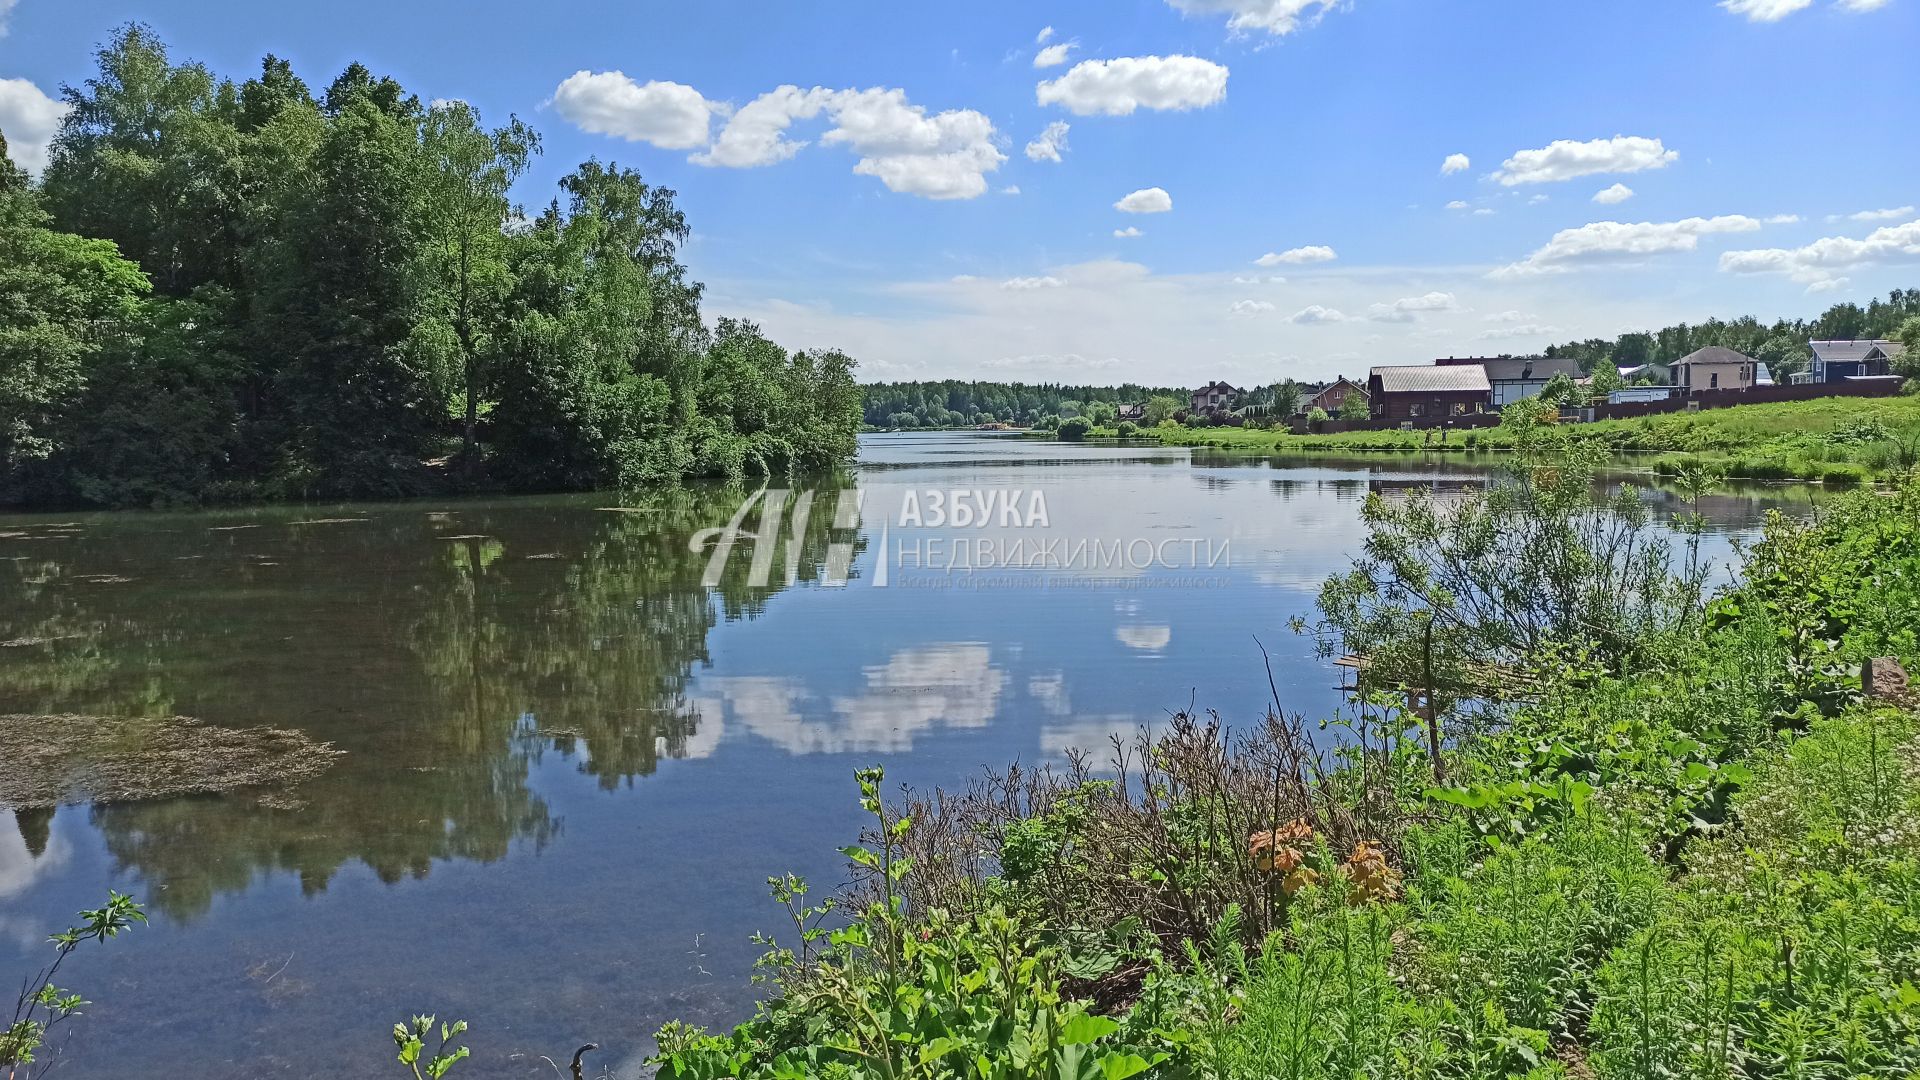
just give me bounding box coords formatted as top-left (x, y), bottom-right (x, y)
top-left (0, 434), bottom-right (1823, 1077)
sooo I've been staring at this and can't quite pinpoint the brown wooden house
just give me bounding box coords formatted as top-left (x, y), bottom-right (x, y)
top-left (1369, 365), bottom-right (1491, 421)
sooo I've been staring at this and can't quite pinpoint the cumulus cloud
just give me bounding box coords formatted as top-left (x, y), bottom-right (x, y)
top-left (1001, 185), bottom-right (1021, 195)
top-left (0, 0), bottom-right (17, 38)
top-left (1035, 42), bottom-right (1076, 68)
top-left (1256, 245), bottom-right (1336, 266)
top-left (1114, 226), bottom-right (1144, 238)
top-left (1766, 214), bottom-right (1802, 224)
top-left (1494, 215), bottom-right (1762, 277)
top-left (1593, 183), bottom-right (1635, 204)
top-left (1719, 218), bottom-right (1920, 290)
top-left (1288, 305), bottom-right (1351, 325)
top-left (1441, 153), bottom-right (1471, 175)
top-left (694, 85), bottom-right (1006, 200)
top-left (1492, 136), bottom-right (1679, 186)
top-left (1025, 120), bottom-right (1070, 163)
top-left (1037, 25), bottom-right (1056, 44)
top-left (1165, 0), bottom-right (1344, 36)
top-left (1848, 205), bottom-right (1915, 222)
top-left (1230, 299), bottom-right (1275, 315)
top-left (1446, 200), bottom-right (1471, 211)
top-left (1368, 291), bottom-right (1458, 322)
top-left (1528, 194), bottom-right (1550, 205)
top-left (1115, 187), bottom-right (1173, 214)
top-left (1036, 55), bottom-right (1229, 116)
top-left (551, 71), bottom-right (718, 150)
top-left (1002, 275), bottom-right (1065, 290)
top-left (0, 78), bottom-right (68, 175)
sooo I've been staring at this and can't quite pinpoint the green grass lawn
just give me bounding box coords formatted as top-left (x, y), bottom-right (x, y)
top-left (1114, 392), bottom-right (1920, 482)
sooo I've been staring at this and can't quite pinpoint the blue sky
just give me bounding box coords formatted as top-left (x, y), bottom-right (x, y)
top-left (3, 0), bottom-right (1917, 385)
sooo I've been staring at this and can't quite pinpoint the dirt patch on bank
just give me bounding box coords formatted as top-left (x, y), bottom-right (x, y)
top-left (0, 714), bottom-right (344, 809)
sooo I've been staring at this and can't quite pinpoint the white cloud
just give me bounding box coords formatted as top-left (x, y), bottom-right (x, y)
top-left (1025, 120), bottom-right (1070, 163)
top-left (1441, 153), bottom-right (1471, 175)
top-left (1035, 42), bottom-right (1077, 69)
top-left (1474, 208), bottom-right (1496, 217)
top-left (1115, 187), bottom-right (1173, 214)
top-left (1288, 305), bottom-right (1351, 324)
top-left (1479, 324), bottom-right (1562, 340)
top-left (1037, 55), bottom-right (1229, 116)
top-left (1722, 0), bottom-right (1886, 18)
top-left (1721, 0), bottom-right (1815, 19)
top-left (1230, 299), bottom-right (1275, 315)
top-left (0, 78), bottom-right (67, 176)
top-left (1037, 25), bottom-right (1056, 44)
top-left (1368, 291), bottom-right (1459, 322)
top-left (696, 85), bottom-right (1006, 200)
top-left (0, 0), bottom-right (17, 38)
top-left (1000, 185), bottom-right (1021, 195)
top-left (1766, 214), bottom-right (1802, 224)
top-left (1719, 218), bottom-right (1920, 290)
top-left (1165, 0), bottom-right (1344, 36)
top-left (551, 71), bottom-right (718, 150)
top-left (1002, 275), bottom-right (1065, 290)
top-left (693, 85), bottom-right (829, 167)
top-left (1445, 200), bottom-right (1470, 211)
top-left (1114, 226), bottom-right (1144, 239)
top-left (1256, 245), bottom-right (1337, 266)
top-left (1592, 183), bottom-right (1635, 205)
top-left (1849, 205), bottom-right (1915, 222)
top-left (1528, 194), bottom-right (1550, 205)
top-left (1495, 215), bottom-right (1762, 277)
top-left (1484, 310), bottom-right (1533, 323)
top-left (1492, 135), bottom-right (1679, 186)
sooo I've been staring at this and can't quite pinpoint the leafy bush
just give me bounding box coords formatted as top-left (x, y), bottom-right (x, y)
top-left (1057, 417), bottom-right (1092, 442)
top-left (1116, 420), bottom-right (1139, 438)
top-left (2, 893), bottom-right (146, 1074)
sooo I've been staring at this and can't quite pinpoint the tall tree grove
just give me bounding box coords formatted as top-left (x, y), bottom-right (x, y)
top-left (0, 25), bottom-right (862, 508)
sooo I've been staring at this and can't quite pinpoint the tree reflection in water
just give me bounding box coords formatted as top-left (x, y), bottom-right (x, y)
top-left (0, 480), bottom-right (857, 918)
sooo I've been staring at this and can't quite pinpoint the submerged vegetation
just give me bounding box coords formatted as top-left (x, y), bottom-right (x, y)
top-left (0, 713), bottom-right (342, 810)
top-left (0, 25), bottom-right (861, 510)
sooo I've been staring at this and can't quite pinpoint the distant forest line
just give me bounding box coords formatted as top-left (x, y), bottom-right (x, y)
top-left (860, 288), bottom-right (1920, 429)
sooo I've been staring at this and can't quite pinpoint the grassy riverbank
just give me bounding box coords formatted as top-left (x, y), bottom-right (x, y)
top-left (625, 463), bottom-right (1920, 1079)
top-left (1127, 392), bottom-right (1920, 484)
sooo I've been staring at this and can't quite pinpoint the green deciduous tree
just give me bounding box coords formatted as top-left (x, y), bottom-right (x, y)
top-left (418, 102), bottom-right (538, 466)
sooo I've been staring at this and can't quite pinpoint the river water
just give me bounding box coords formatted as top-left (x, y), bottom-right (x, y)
top-left (0, 433), bottom-right (1822, 1077)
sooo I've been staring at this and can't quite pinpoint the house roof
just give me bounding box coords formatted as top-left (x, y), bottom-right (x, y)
top-left (1479, 357), bottom-right (1581, 383)
top-left (1192, 381), bottom-right (1238, 396)
top-left (1810, 339), bottom-right (1898, 363)
top-left (1371, 365), bottom-right (1490, 394)
top-left (1673, 346), bottom-right (1756, 367)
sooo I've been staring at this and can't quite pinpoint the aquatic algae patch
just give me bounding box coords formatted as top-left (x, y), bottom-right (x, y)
top-left (0, 714), bottom-right (343, 809)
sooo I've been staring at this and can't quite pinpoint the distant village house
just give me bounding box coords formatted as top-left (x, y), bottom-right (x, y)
top-left (1807, 339), bottom-right (1906, 384)
top-left (1671, 346), bottom-right (1758, 392)
top-left (1303, 378), bottom-right (1368, 416)
top-left (1368, 364), bottom-right (1490, 421)
top-left (1189, 381), bottom-right (1239, 415)
top-left (1436, 356), bottom-right (1581, 408)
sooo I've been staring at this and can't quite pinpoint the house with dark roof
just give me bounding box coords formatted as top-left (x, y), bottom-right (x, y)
top-left (1435, 356), bottom-right (1582, 408)
top-left (1808, 340), bottom-right (1906, 384)
top-left (1673, 346), bottom-right (1759, 392)
top-left (1189, 381), bottom-right (1240, 415)
top-left (1304, 378), bottom-right (1368, 416)
top-left (1369, 365), bottom-right (1490, 421)
top-left (1114, 403), bottom-right (1147, 423)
